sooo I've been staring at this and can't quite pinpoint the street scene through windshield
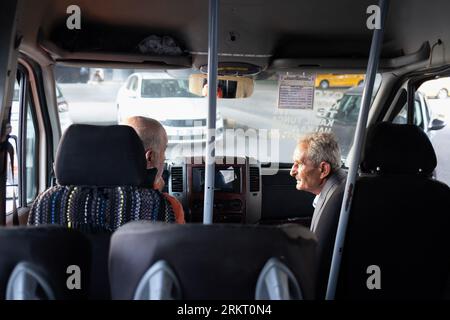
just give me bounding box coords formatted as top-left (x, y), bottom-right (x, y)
top-left (54, 67), bottom-right (378, 166)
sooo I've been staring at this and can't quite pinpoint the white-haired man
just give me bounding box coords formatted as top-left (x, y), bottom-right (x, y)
top-left (290, 132), bottom-right (347, 298)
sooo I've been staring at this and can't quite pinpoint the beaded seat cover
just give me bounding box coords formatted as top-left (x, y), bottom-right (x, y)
top-left (28, 185), bottom-right (175, 231)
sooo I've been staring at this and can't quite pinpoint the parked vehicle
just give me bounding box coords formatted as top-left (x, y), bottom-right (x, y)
top-left (317, 85), bottom-right (445, 161)
top-left (315, 74), bottom-right (365, 89)
top-left (116, 72), bottom-right (224, 144)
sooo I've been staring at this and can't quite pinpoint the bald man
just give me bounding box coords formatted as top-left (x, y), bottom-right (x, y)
top-left (125, 116), bottom-right (185, 224)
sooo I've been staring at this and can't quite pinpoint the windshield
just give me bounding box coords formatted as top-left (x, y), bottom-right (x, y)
top-left (334, 94), bottom-right (363, 122)
top-left (55, 67), bottom-right (381, 167)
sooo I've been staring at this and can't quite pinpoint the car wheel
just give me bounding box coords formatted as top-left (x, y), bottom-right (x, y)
top-left (319, 80), bottom-right (329, 89)
top-left (437, 88), bottom-right (448, 99)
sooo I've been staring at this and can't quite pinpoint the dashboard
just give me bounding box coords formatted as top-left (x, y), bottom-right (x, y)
top-left (167, 157), bottom-right (262, 223)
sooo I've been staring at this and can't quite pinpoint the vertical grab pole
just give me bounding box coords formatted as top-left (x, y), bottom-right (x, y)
top-left (203, 0), bottom-right (219, 224)
top-left (325, 0), bottom-right (389, 299)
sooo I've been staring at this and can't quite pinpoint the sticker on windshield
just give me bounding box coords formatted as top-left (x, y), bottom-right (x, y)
top-left (278, 73), bottom-right (315, 109)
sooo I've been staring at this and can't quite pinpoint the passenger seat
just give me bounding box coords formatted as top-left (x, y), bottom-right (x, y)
top-left (336, 122), bottom-right (450, 299)
top-left (0, 226), bottom-right (90, 300)
top-left (109, 221), bottom-right (317, 300)
top-left (28, 124), bottom-right (176, 299)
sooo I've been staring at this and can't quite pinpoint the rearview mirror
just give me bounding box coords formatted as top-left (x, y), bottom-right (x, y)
top-left (188, 74), bottom-right (254, 99)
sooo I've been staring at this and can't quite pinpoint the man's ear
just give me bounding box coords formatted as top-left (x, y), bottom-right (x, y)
top-left (319, 161), bottom-right (331, 179)
top-left (145, 149), bottom-right (153, 163)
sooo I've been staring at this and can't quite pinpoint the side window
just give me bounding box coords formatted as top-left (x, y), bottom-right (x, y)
top-left (422, 95), bottom-right (431, 125)
top-left (126, 76), bottom-right (134, 90)
top-left (413, 100), bottom-right (423, 128)
top-left (126, 76), bottom-right (138, 92)
top-left (392, 99), bottom-right (423, 128)
top-left (131, 76), bottom-right (138, 91)
top-left (6, 79), bottom-right (20, 213)
top-left (25, 98), bottom-right (38, 203)
top-left (6, 70), bottom-right (39, 212)
top-left (417, 76), bottom-right (449, 185)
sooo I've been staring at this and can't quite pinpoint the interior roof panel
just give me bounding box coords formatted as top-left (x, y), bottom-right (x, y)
top-left (14, 0), bottom-right (450, 71)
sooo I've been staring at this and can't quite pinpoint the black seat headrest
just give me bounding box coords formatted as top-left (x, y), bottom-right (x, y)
top-left (55, 124), bottom-right (146, 186)
top-left (361, 122), bottom-right (437, 175)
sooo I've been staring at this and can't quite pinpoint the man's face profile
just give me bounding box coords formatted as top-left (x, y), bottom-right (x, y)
top-left (290, 143), bottom-right (323, 195)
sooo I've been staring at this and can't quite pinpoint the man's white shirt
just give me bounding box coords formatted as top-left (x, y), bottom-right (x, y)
top-left (312, 194), bottom-right (320, 209)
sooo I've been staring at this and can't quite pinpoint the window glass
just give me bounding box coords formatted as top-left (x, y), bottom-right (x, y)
top-left (25, 99), bottom-right (38, 203)
top-left (393, 99), bottom-right (423, 128)
top-left (418, 77), bottom-right (450, 185)
top-left (141, 79), bottom-right (198, 98)
top-left (414, 100), bottom-right (423, 128)
top-left (126, 76), bottom-right (134, 90)
top-left (6, 74), bottom-right (38, 210)
top-left (55, 67), bottom-right (382, 167)
top-left (6, 79), bottom-right (20, 213)
top-left (132, 77), bottom-right (138, 91)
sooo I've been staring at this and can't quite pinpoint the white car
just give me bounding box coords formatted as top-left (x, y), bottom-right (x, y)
top-left (116, 72), bottom-right (224, 144)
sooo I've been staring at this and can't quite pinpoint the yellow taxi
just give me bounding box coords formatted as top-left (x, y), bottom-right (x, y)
top-left (315, 74), bottom-right (365, 89)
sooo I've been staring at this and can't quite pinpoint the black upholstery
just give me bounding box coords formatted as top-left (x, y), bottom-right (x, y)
top-left (337, 122), bottom-right (450, 299)
top-left (261, 171), bottom-right (315, 223)
top-left (0, 226), bottom-right (90, 300)
top-left (82, 231), bottom-right (111, 300)
top-left (361, 122), bottom-right (436, 175)
top-left (55, 124), bottom-right (146, 186)
top-left (109, 221), bottom-right (317, 300)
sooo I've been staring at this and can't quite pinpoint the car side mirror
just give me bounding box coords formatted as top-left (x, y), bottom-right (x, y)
top-left (428, 118), bottom-right (446, 131)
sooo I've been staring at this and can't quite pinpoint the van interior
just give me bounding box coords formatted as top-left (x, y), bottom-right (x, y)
top-left (0, 0), bottom-right (449, 301)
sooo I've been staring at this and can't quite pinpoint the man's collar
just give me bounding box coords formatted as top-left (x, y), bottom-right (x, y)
top-left (315, 168), bottom-right (347, 206)
top-left (312, 193), bottom-right (320, 208)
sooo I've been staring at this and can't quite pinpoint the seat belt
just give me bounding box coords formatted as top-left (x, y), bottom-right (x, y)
top-left (6, 141), bottom-right (19, 225)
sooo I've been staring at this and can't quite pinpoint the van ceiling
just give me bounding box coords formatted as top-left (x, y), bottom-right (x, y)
top-left (15, 0), bottom-right (450, 70)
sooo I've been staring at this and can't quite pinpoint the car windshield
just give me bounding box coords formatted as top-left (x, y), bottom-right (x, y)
top-left (334, 94), bottom-right (362, 122)
top-left (141, 79), bottom-right (199, 98)
top-left (55, 67), bottom-right (381, 166)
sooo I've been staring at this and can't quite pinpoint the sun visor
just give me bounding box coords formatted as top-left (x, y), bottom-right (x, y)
top-left (39, 23), bottom-right (192, 68)
top-left (269, 42), bottom-right (431, 71)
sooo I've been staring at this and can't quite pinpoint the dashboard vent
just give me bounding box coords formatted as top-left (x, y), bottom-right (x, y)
top-left (171, 167), bottom-right (183, 192)
top-left (249, 167), bottom-right (260, 192)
